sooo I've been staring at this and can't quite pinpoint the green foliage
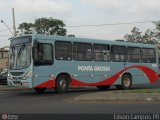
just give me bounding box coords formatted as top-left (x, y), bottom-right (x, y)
top-left (154, 21), bottom-right (160, 40)
top-left (17, 17), bottom-right (73, 36)
top-left (124, 21), bottom-right (160, 45)
top-left (122, 88), bottom-right (160, 93)
top-left (18, 22), bottom-right (33, 34)
top-left (124, 27), bottom-right (142, 43)
top-left (34, 18), bottom-right (66, 36)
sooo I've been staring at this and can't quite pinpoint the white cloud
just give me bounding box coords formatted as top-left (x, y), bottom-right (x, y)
top-left (0, 0), bottom-right (73, 47)
top-left (14, 0), bottom-right (72, 14)
top-left (83, 0), bottom-right (126, 9)
top-left (83, 0), bottom-right (160, 10)
top-left (0, 0), bottom-right (160, 48)
top-left (82, 0), bottom-right (160, 20)
top-left (0, 0), bottom-right (73, 21)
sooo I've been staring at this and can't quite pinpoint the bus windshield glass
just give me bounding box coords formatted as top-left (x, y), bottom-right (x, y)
top-left (10, 36), bottom-right (32, 70)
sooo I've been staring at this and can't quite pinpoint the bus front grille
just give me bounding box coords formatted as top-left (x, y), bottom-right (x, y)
top-left (13, 81), bottom-right (21, 84)
top-left (10, 72), bottom-right (24, 76)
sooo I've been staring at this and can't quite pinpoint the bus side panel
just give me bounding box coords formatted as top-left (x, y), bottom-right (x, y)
top-left (122, 69), bottom-right (149, 84)
top-left (33, 65), bottom-right (56, 88)
top-left (113, 63), bottom-right (159, 85)
top-left (108, 62), bottom-right (128, 85)
top-left (54, 61), bottom-right (93, 84)
top-left (33, 61), bottom-right (159, 88)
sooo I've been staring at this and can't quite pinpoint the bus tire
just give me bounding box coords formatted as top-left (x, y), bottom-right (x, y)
top-left (34, 88), bottom-right (46, 93)
top-left (121, 74), bottom-right (132, 90)
top-left (55, 75), bottom-right (69, 94)
top-left (116, 74), bottom-right (132, 90)
top-left (97, 85), bottom-right (110, 90)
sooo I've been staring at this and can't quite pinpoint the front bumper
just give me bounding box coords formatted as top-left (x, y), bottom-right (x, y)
top-left (7, 78), bottom-right (33, 88)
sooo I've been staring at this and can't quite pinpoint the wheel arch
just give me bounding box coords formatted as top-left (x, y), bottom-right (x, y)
top-left (56, 72), bottom-right (72, 86)
top-left (121, 72), bottom-right (132, 80)
top-left (121, 72), bottom-right (133, 90)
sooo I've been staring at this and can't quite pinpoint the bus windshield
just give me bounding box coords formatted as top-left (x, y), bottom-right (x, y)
top-left (10, 36), bottom-right (32, 70)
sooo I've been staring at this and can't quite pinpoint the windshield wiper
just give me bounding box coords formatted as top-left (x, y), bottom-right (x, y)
top-left (18, 44), bottom-right (25, 59)
top-left (10, 46), bottom-right (16, 69)
top-left (10, 46), bottom-right (15, 57)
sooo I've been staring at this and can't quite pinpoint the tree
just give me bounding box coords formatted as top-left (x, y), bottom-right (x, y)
top-left (17, 17), bottom-right (73, 36)
top-left (124, 27), bottom-right (143, 43)
top-left (154, 21), bottom-right (160, 40)
top-left (18, 22), bottom-right (33, 34)
top-left (124, 21), bottom-right (160, 45)
top-left (142, 29), bottom-right (157, 44)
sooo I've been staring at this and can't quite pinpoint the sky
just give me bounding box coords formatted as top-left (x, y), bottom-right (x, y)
top-left (0, 0), bottom-right (160, 48)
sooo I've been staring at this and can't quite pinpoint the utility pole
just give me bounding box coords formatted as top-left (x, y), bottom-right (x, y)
top-left (12, 8), bottom-right (16, 37)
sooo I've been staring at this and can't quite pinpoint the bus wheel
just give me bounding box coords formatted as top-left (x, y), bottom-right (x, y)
top-left (97, 85), bottom-right (110, 90)
top-left (116, 74), bottom-right (132, 90)
top-left (55, 75), bottom-right (69, 93)
top-left (34, 88), bottom-right (46, 93)
top-left (121, 74), bottom-right (132, 90)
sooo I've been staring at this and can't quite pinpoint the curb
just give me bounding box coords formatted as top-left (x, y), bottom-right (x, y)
top-left (71, 92), bottom-right (160, 102)
top-left (0, 85), bottom-right (30, 92)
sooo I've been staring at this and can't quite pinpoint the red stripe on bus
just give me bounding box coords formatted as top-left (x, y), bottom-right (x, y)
top-left (132, 65), bottom-right (158, 83)
top-left (35, 65), bottom-right (158, 88)
top-left (35, 80), bottom-right (55, 88)
top-left (72, 65), bottom-right (159, 86)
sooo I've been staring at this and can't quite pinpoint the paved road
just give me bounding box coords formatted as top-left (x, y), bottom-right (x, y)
top-left (0, 86), bottom-right (160, 114)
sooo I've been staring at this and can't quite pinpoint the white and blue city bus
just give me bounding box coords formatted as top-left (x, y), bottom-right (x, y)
top-left (7, 34), bottom-right (159, 93)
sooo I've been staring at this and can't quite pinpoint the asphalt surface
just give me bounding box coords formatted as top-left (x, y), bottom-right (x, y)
top-left (1, 82), bottom-right (160, 103)
top-left (0, 86), bottom-right (160, 114)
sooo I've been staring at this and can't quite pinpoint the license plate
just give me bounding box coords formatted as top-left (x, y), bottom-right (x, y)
top-left (13, 81), bottom-right (21, 85)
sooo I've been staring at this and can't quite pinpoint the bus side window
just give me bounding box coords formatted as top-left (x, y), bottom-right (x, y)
top-left (33, 43), bottom-right (53, 66)
top-left (93, 44), bottom-right (110, 61)
top-left (142, 48), bottom-right (156, 63)
top-left (111, 45), bottom-right (127, 62)
top-left (127, 47), bottom-right (141, 63)
top-left (73, 42), bottom-right (92, 61)
top-left (55, 41), bottom-right (72, 60)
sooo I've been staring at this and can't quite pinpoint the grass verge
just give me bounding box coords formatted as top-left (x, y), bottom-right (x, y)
top-left (119, 88), bottom-right (160, 93)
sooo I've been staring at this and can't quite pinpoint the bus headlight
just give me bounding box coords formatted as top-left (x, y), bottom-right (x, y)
top-left (23, 70), bottom-right (33, 79)
top-left (8, 74), bottom-right (14, 80)
top-left (25, 70), bottom-right (32, 77)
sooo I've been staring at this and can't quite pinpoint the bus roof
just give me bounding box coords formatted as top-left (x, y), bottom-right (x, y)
top-left (19, 34), bottom-right (157, 48)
